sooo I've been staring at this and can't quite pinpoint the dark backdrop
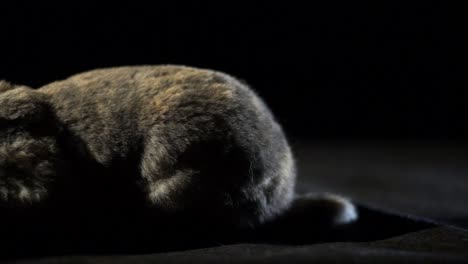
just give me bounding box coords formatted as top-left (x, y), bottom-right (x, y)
top-left (1, 2), bottom-right (466, 140)
top-left (2, 4), bottom-right (468, 263)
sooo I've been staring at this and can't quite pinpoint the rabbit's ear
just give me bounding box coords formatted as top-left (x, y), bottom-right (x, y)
top-left (0, 87), bottom-right (50, 125)
top-left (0, 81), bottom-right (33, 94)
top-left (0, 80), bottom-right (15, 94)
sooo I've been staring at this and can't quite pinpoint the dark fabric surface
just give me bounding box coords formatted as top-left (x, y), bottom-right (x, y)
top-left (5, 142), bottom-right (468, 263)
top-left (8, 227), bottom-right (468, 263)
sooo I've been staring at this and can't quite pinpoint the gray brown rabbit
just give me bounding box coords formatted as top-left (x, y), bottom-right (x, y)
top-left (0, 65), bottom-right (356, 234)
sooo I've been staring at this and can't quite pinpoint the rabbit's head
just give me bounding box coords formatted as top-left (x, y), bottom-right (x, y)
top-left (0, 84), bottom-right (62, 204)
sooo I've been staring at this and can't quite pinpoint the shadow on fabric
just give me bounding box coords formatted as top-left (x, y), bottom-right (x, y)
top-left (0, 201), bottom-right (436, 261)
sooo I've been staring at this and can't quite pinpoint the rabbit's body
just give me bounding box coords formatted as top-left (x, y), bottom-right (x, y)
top-left (0, 65), bottom-right (355, 232)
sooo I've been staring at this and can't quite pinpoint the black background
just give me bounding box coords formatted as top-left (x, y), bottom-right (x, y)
top-left (2, 3), bottom-right (468, 263)
top-left (1, 2), bottom-right (467, 140)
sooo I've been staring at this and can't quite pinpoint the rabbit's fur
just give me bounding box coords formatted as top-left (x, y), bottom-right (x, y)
top-left (0, 66), bottom-right (356, 232)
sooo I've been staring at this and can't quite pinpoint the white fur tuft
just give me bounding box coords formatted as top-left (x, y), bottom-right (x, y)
top-left (333, 198), bottom-right (358, 225)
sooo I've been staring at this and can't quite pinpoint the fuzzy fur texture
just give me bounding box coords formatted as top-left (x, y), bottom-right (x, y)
top-left (0, 65), bottom-right (356, 229)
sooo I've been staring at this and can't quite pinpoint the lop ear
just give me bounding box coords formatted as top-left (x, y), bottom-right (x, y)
top-left (0, 80), bottom-right (15, 94)
top-left (0, 87), bottom-right (50, 125)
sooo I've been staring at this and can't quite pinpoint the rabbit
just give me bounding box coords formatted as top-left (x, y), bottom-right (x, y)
top-left (0, 66), bottom-right (357, 236)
